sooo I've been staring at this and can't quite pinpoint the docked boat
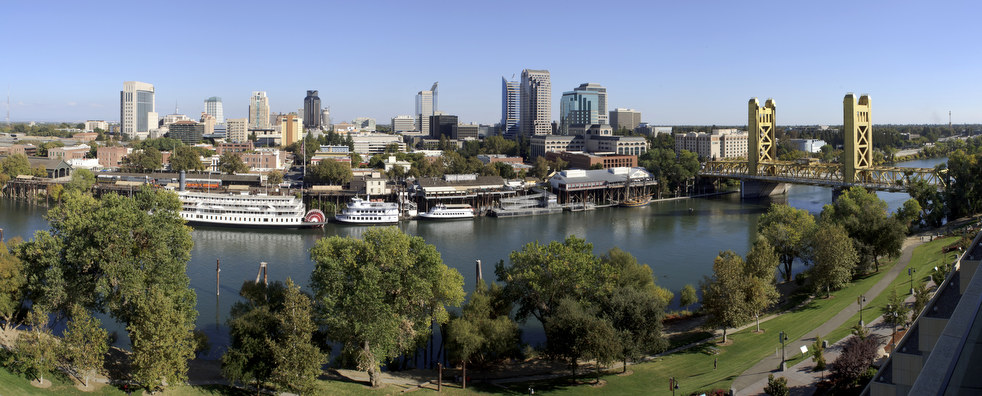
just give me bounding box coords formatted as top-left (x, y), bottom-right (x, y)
top-left (620, 195), bottom-right (652, 208)
top-left (334, 196), bottom-right (399, 224)
top-left (178, 190), bottom-right (326, 228)
top-left (418, 203), bottom-right (475, 220)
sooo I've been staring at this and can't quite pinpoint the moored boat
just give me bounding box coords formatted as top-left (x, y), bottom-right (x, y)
top-left (418, 203), bottom-right (475, 220)
top-left (178, 190), bottom-right (326, 228)
top-left (619, 195), bottom-right (652, 208)
top-left (334, 196), bottom-right (399, 224)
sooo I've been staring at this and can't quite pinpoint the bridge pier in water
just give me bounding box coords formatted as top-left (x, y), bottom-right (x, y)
top-left (740, 180), bottom-right (788, 199)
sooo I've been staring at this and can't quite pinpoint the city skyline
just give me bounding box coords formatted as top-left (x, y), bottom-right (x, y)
top-left (3, 1), bottom-right (981, 126)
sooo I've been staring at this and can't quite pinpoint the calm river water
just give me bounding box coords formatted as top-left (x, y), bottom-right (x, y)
top-left (0, 157), bottom-right (946, 357)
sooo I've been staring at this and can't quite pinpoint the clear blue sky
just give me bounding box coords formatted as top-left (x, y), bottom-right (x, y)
top-left (2, 1), bottom-right (980, 126)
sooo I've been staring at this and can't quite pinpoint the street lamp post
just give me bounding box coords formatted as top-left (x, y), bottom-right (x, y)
top-left (858, 295), bottom-right (867, 327)
top-left (779, 331), bottom-right (789, 371)
top-left (670, 377), bottom-right (680, 396)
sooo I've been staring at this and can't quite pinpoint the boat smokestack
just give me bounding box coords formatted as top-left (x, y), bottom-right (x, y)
top-left (179, 170), bottom-right (186, 191)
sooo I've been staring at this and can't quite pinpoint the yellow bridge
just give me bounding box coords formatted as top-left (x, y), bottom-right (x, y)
top-left (698, 94), bottom-right (944, 194)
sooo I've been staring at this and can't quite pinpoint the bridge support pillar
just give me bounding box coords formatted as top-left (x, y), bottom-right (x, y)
top-left (740, 180), bottom-right (788, 199)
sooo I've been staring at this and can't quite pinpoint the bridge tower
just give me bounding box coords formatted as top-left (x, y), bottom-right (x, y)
top-left (843, 94), bottom-right (873, 183)
top-left (748, 98), bottom-right (777, 176)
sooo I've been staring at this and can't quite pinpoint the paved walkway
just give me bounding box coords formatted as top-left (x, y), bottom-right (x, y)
top-left (731, 236), bottom-right (925, 395)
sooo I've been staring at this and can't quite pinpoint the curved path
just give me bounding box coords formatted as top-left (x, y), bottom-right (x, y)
top-left (731, 236), bottom-right (925, 394)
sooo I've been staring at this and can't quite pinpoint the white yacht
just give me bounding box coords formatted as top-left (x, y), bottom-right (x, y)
top-left (418, 203), bottom-right (475, 220)
top-left (334, 196), bottom-right (400, 224)
top-left (178, 190), bottom-right (326, 228)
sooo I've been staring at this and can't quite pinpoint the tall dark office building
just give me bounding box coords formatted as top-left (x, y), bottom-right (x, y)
top-left (303, 90), bottom-right (321, 130)
top-left (429, 114), bottom-right (458, 139)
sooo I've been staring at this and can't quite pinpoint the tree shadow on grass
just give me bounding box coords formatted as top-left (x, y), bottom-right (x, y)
top-left (194, 384), bottom-right (253, 396)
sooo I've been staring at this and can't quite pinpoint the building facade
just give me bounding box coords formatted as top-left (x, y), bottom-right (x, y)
top-left (47, 144), bottom-right (89, 161)
top-left (416, 88), bottom-right (435, 134)
top-left (168, 121), bottom-right (204, 145)
top-left (610, 108), bottom-right (641, 132)
top-left (320, 109), bottom-right (331, 130)
top-left (203, 96), bottom-right (224, 123)
top-left (97, 146), bottom-right (130, 169)
top-left (249, 91), bottom-right (270, 129)
top-left (545, 151), bottom-right (638, 170)
top-left (674, 129), bottom-right (748, 160)
top-left (353, 117), bottom-right (376, 132)
top-left (350, 133), bottom-right (406, 155)
top-left (520, 69), bottom-right (552, 138)
top-left (559, 83), bottom-right (608, 135)
top-left (391, 115), bottom-right (416, 133)
top-left (303, 90), bottom-right (321, 130)
top-left (278, 114), bottom-right (302, 146)
top-left (120, 81), bottom-right (157, 139)
top-left (226, 118), bottom-right (248, 143)
top-left (84, 120), bottom-right (109, 132)
top-left (501, 77), bottom-right (520, 138)
top-left (429, 115), bottom-right (458, 139)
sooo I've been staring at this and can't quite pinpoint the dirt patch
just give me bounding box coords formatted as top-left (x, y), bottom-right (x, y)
top-left (590, 379), bottom-right (607, 388)
top-left (74, 380), bottom-right (105, 392)
top-left (31, 378), bottom-right (52, 388)
top-left (616, 370), bottom-right (634, 377)
top-left (716, 339), bottom-right (733, 346)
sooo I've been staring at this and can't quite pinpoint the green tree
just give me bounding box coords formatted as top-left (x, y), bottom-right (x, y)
top-left (269, 279), bottom-right (324, 395)
top-left (266, 170), bottom-right (284, 186)
top-left (309, 227), bottom-right (464, 388)
top-left (46, 183), bottom-right (64, 203)
top-left (896, 199), bottom-right (922, 232)
top-left (446, 280), bottom-right (519, 371)
top-left (531, 156), bottom-right (549, 180)
top-left (0, 153), bottom-right (32, 177)
top-left (912, 282), bottom-right (931, 319)
top-left (906, 179), bottom-right (945, 227)
top-left (757, 204), bottom-right (816, 281)
top-left (61, 304), bottom-right (108, 388)
top-left (218, 152), bottom-right (249, 174)
top-left (128, 286), bottom-right (196, 392)
top-left (821, 186), bottom-right (906, 272)
top-left (544, 297), bottom-right (618, 377)
top-left (881, 289), bottom-right (911, 344)
top-left (807, 223), bottom-right (858, 297)
top-left (764, 374), bottom-right (790, 396)
top-left (944, 150), bottom-right (982, 219)
top-left (446, 317), bottom-right (482, 389)
top-left (812, 334), bottom-right (826, 371)
top-left (122, 148), bottom-right (163, 172)
top-left (495, 236), bottom-right (613, 323)
top-left (65, 169), bottom-right (95, 192)
top-left (222, 281), bottom-right (282, 392)
top-left (680, 284), bottom-right (698, 311)
top-left (310, 159), bottom-right (352, 185)
top-left (0, 239), bottom-right (26, 333)
top-left (701, 251), bottom-right (750, 343)
top-left (16, 309), bottom-right (58, 385)
top-left (169, 145), bottom-right (205, 172)
top-left (603, 284), bottom-right (668, 372)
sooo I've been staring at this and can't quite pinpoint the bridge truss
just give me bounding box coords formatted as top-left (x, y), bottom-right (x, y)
top-left (700, 160), bottom-right (943, 192)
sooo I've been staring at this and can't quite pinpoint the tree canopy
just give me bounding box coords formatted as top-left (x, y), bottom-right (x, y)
top-left (309, 227), bottom-right (464, 388)
top-left (309, 159), bottom-right (352, 185)
top-left (218, 152), bottom-right (249, 175)
top-left (820, 186), bottom-right (906, 272)
top-left (757, 204), bottom-right (816, 282)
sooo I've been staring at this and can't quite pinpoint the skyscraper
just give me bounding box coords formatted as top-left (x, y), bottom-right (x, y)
top-left (320, 108), bottom-right (331, 129)
top-left (559, 83), bottom-right (608, 135)
top-left (278, 114), bottom-right (302, 146)
top-left (303, 90), bottom-right (321, 130)
top-left (120, 81), bottom-right (156, 139)
top-left (501, 77), bottom-right (520, 138)
top-left (520, 69), bottom-right (551, 138)
top-left (226, 118), bottom-right (248, 143)
top-left (204, 96), bottom-right (224, 123)
top-left (415, 84), bottom-right (437, 134)
top-left (249, 91), bottom-right (270, 129)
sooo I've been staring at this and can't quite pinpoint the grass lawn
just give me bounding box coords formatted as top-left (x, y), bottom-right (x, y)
top-left (0, 366), bottom-right (250, 396)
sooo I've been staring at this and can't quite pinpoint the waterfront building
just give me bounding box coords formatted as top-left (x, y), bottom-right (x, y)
top-left (303, 90), bottom-right (321, 130)
top-left (501, 77), bottom-right (520, 138)
top-left (549, 167), bottom-right (657, 206)
top-left (277, 114), bottom-right (302, 146)
top-left (97, 146), bottom-right (131, 169)
top-left (168, 121), bottom-right (204, 145)
top-left (610, 108), bottom-right (641, 132)
top-left (520, 69), bottom-right (551, 138)
top-left (391, 115), bottom-right (416, 133)
top-left (353, 117), bottom-right (376, 132)
top-left (226, 118), bottom-right (248, 143)
top-left (249, 91), bottom-right (270, 129)
top-left (429, 114), bottom-right (458, 139)
top-left (84, 120), bottom-right (109, 132)
top-left (120, 81), bottom-right (156, 139)
top-left (204, 96), bottom-right (224, 123)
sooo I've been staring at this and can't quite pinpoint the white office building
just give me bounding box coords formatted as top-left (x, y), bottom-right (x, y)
top-left (204, 96), bottom-right (224, 123)
top-left (520, 69), bottom-right (551, 137)
top-left (249, 91), bottom-right (270, 129)
top-left (120, 81), bottom-right (156, 139)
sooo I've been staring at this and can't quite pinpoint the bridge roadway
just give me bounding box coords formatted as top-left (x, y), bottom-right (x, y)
top-left (699, 160), bottom-right (943, 192)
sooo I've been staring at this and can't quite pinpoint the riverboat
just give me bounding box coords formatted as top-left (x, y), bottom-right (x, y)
top-left (418, 203), bottom-right (475, 220)
top-left (619, 195), bottom-right (652, 208)
top-left (334, 196), bottom-right (399, 224)
top-left (178, 191), bottom-right (326, 228)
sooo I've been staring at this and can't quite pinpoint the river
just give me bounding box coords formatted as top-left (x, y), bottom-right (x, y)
top-left (0, 157), bottom-right (947, 357)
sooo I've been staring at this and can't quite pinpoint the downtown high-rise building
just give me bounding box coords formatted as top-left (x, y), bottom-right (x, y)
top-left (226, 118), bottom-right (248, 143)
top-left (203, 96), bottom-right (224, 123)
top-left (559, 83), bottom-right (608, 135)
top-left (320, 108), bottom-right (331, 129)
top-left (391, 115), bottom-right (416, 133)
top-left (249, 91), bottom-right (270, 129)
top-left (120, 81), bottom-right (157, 139)
top-left (303, 90), bottom-right (321, 130)
top-left (415, 82), bottom-right (438, 134)
top-left (501, 77), bottom-right (520, 138)
top-left (610, 108), bottom-right (642, 132)
top-left (520, 69), bottom-right (551, 138)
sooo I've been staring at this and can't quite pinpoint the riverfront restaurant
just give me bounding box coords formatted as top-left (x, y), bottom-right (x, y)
top-left (548, 167), bottom-right (657, 206)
